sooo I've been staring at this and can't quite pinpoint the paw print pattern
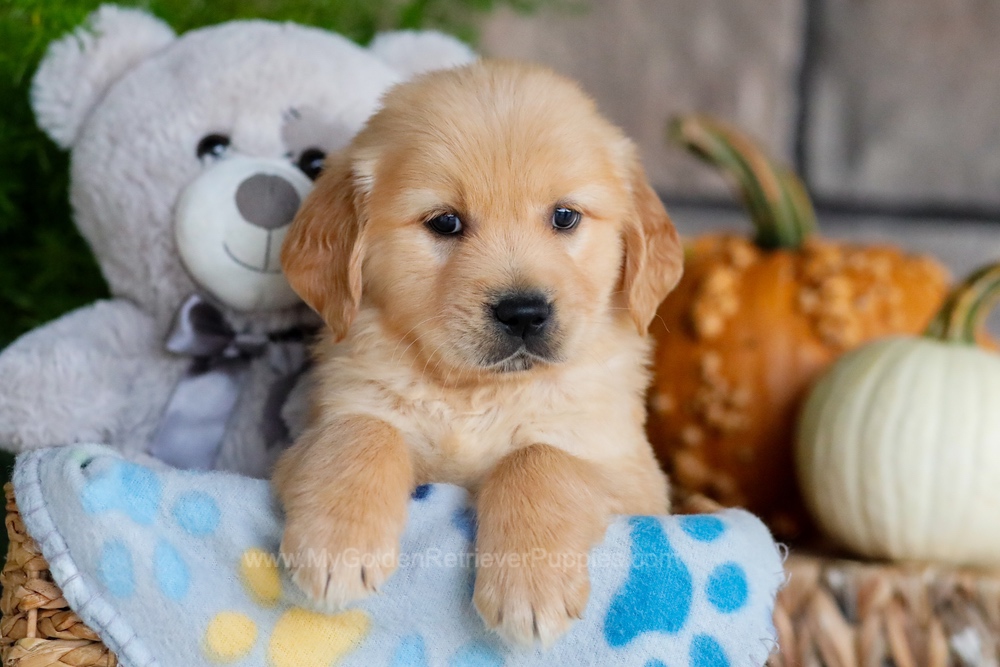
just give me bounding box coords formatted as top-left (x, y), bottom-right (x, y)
top-left (389, 633), bottom-right (503, 667)
top-left (706, 563), bottom-right (749, 614)
top-left (173, 491), bottom-right (222, 536)
top-left (690, 634), bottom-right (729, 667)
top-left (204, 546), bottom-right (370, 666)
top-left (679, 515), bottom-right (726, 543)
top-left (447, 641), bottom-right (503, 667)
top-left (204, 612), bottom-right (257, 662)
top-left (81, 461), bottom-right (372, 666)
top-left (48, 452), bottom-right (780, 667)
top-left (451, 506), bottom-right (477, 542)
top-left (82, 460), bottom-right (162, 524)
top-left (154, 540), bottom-right (190, 601)
top-left (411, 485), bottom-right (434, 501)
top-left (240, 548), bottom-right (282, 606)
top-left (266, 607), bottom-right (369, 667)
top-left (97, 539), bottom-right (135, 598)
top-left (391, 634), bottom-right (427, 666)
top-left (604, 517), bottom-right (693, 646)
top-left (604, 516), bottom-right (751, 667)
top-left (83, 462), bottom-right (198, 601)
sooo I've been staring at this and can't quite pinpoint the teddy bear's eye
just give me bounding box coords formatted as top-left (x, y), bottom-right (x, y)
top-left (196, 134), bottom-right (231, 160)
top-left (296, 148), bottom-right (327, 181)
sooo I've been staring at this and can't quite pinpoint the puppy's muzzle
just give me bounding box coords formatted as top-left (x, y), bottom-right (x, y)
top-left (483, 291), bottom-right (560, 371)
top-left (491, 293), bottom-right (552, 342)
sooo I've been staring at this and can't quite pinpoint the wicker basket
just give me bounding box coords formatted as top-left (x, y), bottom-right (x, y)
top-left (1, 485), bottom-right (117, 667)
top-left (4, 483), bottom-right (1000, 667)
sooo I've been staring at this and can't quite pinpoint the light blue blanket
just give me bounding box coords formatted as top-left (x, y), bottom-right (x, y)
top-left (13, 445), bottom-right (783, 667)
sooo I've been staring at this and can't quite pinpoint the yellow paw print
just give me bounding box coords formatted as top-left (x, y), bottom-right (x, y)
top-left (202, 548), bottom-right (370, 666)
top-left (204, 612), bottom-right (257, 662)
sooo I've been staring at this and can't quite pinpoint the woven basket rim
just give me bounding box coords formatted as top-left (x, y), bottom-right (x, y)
top-left (5, 482), bottom-right (1000, 666)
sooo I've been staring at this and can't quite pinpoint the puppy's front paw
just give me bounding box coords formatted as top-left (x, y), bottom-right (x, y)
top-left (280, 510), bottom-right (403, 611)
top-left (473, 551), bottom-right (590, 647)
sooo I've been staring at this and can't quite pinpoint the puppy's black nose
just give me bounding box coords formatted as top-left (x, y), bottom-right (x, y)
top-left (492, 294), bottom-right (552, 340)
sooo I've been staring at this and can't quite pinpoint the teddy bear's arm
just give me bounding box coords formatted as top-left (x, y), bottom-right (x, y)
top-left (0, 298), bottom-right (164, 452)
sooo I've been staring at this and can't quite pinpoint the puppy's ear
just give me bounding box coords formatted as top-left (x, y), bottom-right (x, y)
top-left (620, 152), bottom-right (684, 335)
top-left (281, 155), bottom-right (369, 341)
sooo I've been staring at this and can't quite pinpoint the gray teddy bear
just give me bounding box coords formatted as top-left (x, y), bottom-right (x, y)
top-left (0, 5), bottom-right (474, 477)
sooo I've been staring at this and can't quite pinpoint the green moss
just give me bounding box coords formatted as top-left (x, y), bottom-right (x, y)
top-left (0, 0), bottom-right (559, 348)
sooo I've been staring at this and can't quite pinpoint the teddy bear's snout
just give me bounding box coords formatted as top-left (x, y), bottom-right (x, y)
top-left (235, 174), bottom-right (301, 231)
top-left (174, 156), bottom-right (313, 311)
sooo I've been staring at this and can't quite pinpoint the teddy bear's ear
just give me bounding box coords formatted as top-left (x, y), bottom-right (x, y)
top-left (367, 30), bottom-right (477, 80)
top-left (31, 5), bottom-right (176, 149)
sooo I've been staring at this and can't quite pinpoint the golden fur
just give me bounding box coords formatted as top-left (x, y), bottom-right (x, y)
top-left (273, 60), bottom-right (683, 646)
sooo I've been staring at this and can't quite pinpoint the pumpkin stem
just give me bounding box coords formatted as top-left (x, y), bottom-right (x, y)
top-left (926, 263), bottom-right (1000, 345)
top-left (669, 114), bottom-right (818, 250)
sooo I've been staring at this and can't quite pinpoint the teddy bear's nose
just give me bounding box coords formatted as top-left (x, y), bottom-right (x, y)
top-left (235, 174), bottom-right (301, 230)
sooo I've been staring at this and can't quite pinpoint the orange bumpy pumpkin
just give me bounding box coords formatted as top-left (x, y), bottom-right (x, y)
top-left (647, 116), bottom-right (950, 539)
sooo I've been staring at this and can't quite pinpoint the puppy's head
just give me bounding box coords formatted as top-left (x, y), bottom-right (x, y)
top-left (282, 61), bottom-right (682, 376)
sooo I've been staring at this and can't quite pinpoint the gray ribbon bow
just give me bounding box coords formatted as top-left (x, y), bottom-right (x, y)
top-left (148, 294), bottom-right (314, 470)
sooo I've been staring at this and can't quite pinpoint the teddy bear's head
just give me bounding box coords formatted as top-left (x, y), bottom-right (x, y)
top-left (32, 6), bottom-right (475, 331)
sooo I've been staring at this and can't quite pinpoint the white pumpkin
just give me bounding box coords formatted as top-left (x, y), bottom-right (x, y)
top-left (797, 264), bottom-right (1000, 565)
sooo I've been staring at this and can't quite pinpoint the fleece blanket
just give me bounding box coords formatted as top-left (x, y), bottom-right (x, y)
top-left (12, 445), bottom-right (783, 667)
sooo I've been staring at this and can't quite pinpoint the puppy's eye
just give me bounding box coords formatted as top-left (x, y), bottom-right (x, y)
top-left (552, 207), bottom-right (582, 231)
top-left (196, 134), bottom-right (231, 160)
top-left (426, 213), bottom-right (463, 236)
top-left (297, 147), bottom-right (327, 181)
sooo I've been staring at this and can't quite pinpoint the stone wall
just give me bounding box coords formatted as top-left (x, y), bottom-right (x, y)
top-left (481, 0), bottom-right (804, 198)
top-left (480, 0), bottom-right (1000, 219)
top-left (805, 0), bottom-right (1000, 210)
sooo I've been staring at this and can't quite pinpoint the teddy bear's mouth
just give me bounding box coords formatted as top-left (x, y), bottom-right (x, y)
top-left (175, 157), bottom-right (311, 311)
top-left (223, 240), bottom-right (284, 275)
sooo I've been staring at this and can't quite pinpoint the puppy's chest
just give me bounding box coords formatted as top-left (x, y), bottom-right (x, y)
top-left (400, 384), bottom-right (582, 486)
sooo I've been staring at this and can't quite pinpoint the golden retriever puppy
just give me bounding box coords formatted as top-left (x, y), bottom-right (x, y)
top-left (273, 60), bottom-right (683, 646)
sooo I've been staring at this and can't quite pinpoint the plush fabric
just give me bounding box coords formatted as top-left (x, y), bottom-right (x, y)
top-left (0, 6), bottom-right (475, 477)
top-left (14, 445), bottom-right (783, 667)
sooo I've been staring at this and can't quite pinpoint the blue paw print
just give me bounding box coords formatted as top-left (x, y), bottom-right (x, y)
top-left (83, 458), bottom-right (220, 605)
top-left (81, 461), bottom-right (162, 525)
top-left (391, 635), bottom-right (501, 667)
top-left (452, 506), bottom-right (477, 542)
top-left (606, 515), bottom-right (746, 667)
top-left (604, 517), bottom-right (693, 647)
top-left (97, 539), bottom-right (135, 598)
top-left (680, 515), bottom-right (726, 543)
top-left (172, 492), bottom-right (220, 537)
top-left (154, 541), bottom-right (191, 601)
top-left (706, 563), bottom-right (748, 614)
top-left (412, 485), bottom-right (434, 501)
top-left (449, 641), bottom-right (502, 667)
top-left (391, 634), bottom-right (427, 667)
top-left (690, 634), bottom-right (729, 667)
